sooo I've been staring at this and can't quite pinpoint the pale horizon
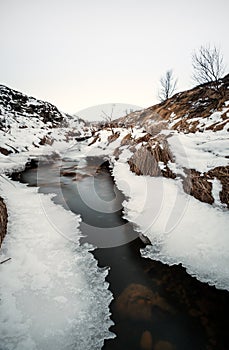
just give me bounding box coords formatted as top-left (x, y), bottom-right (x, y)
top-left (1, 0), bottom-right (228, 116)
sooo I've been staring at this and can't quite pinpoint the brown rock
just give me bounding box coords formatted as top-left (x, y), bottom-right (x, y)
top-left (183, 169), bottom-right (214, 204)
top-left (207, 166), bottom-right (229, 208)
top-left (0, 197), bottom-right (7, 248)
top-left (155, 340), bottom-right (175, 350)
top-left (140, 330), bottom-right (153, 350)
top-left (115, 283), bottom-right (172, 321)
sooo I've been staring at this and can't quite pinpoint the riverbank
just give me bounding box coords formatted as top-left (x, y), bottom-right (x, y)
top-left (13, 154), bottom-right (229, 350)
top-left (0, 171), bottom-right (114, 350)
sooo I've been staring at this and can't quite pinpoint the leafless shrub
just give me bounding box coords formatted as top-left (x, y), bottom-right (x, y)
top-left (192, 45), bottom-right (225, 91)
top-left (158, 70), bottom-right (177, 102)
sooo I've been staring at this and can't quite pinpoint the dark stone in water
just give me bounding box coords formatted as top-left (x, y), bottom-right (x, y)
top-left (115, 284), bottom-right (172, 321)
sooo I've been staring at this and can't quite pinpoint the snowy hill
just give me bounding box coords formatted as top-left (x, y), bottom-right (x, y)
top-left (0, 85), bottom-right (65, 128)
top-left (0, 85), bottom-right (90, 163)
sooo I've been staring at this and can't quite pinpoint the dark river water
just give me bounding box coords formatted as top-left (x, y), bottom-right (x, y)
top-left (12, 154), bottom-right (229, 350)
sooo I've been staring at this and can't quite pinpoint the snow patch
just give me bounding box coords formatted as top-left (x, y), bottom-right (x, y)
top-left (210, 178), bottom-right (226, 208)
top-left (168, 130), bottom-right (229, 173)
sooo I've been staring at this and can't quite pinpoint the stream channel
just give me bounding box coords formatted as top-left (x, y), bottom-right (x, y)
top-left (11, 149), bottom-right (229, 350)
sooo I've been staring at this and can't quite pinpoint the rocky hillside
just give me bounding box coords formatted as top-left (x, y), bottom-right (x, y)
top-left (89, 74), bottom-right (229, 208)
top-left (0, 85), bottom-right (89, 156)
top-left (0, 85), bottom-right (65, 129)
top-left (116, 74), bottom-right (229, 133)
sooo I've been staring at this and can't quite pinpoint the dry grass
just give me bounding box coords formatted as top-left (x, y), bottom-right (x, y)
top-left (120, 133), bottom-right (133, 146)
top-left (107, 131), bottom-right (120, 144)
top-left (88, 133), bottom-right (100, 146)
top-left (115, 74), bottom-right (229, 134)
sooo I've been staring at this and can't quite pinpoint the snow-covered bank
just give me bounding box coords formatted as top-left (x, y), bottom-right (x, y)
top-left (0, 176), bottom-right (114, 350)
top-left (0, 137), bottom-right (77, 175)
top-left (112, 162), bottom-right (229, 291)
top-left (0, 113), bottom-right (87, 171)
top-left (74, 113), bottom-right (229, 290)
top-left (166, 128), bottom-right (229, 173)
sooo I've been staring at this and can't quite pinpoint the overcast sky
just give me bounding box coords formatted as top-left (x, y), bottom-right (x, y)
top-left (1, 0), bottom-right (228, 117)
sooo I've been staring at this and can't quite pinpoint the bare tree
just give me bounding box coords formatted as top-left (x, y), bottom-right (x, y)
top-left (101, 105), bottom-right (114, 124)
top-left (158, 70), bottom-right (177, 102)
top-left (192, 45), bottom-right (225, 87)
top-left (101, 104), bottom-right (116, 133)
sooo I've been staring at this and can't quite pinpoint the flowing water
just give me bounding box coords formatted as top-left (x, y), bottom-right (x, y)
top-left (12, 153), bottom-right (229, 350)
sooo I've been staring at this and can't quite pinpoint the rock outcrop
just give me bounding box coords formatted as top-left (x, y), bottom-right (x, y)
top-left (0, 84), bottom-right (89, 156)
top-left (0, 84), bottom-right (65, 129)
top-left (0, 197), bottom-right (7, 248)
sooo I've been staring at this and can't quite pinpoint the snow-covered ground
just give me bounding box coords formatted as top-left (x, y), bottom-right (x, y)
top-left (166, 128), bottom-right (229, 173)
top-left (0, 89), bottom-right (228, 350)
top-left (0, 113), bottom-right (87, 156)
top-left (0, 176), bottom-right (114, 350)
top-left (0, 94), bottom-right (115, 349)
top-left (112, 161), bottom-right (229, 290)
top-left (0, 111), bottom-right (89, 174)
top-left (79, 121), bottom-right (229, 291)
